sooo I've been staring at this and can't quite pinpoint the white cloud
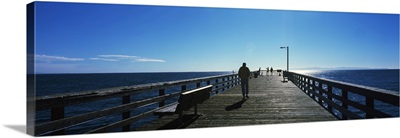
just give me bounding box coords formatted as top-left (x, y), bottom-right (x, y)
top-left (98, 55), bottom-right (138, 59)
top-left (135, 58), bottom-right (166, 62)
top-left (90, 58), bottom-right (119, 62)
top-left (95, 54), bottom-right (166, 62)
top-left (34, 54), bottom-right (165, 63)
top-left (35, 54), bottom-right (84, 62)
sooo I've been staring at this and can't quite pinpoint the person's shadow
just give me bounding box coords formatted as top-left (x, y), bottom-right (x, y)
top-left (225, 99), bottom-right (246, 111)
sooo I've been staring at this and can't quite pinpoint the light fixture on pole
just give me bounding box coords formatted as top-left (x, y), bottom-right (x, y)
top-left (280, 46), bottom-right (289, 71)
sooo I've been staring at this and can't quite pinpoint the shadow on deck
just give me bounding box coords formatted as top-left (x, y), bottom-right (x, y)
top-left (157, 114), bottom-right (201, 130)
top-left (225, 99), bottom-right (246, 111)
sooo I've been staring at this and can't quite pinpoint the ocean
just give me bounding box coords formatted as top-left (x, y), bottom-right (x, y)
top-left (293, 69), bottom-right (399, 92)
top-left (34, 70), bottom-right (399, 134)
top-left (35, 72), bottom-right (231, 97)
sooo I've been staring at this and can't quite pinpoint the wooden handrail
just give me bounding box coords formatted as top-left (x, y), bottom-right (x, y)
top-left (33, 72), bottom-right (257, 136)
top-left (283, 71), bottom-right (399, 119)
top-left (35, 92), bottom-right (181, 135)
top-left (35, 73), bottom-right (240, 110)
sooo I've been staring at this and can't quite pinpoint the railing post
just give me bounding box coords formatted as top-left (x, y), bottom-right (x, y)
top-left (226, 76), bottom-right (230, 89)
top-left (318, 82), bottom-right (323, 105)
top-left (222, 77), bottom-right (225, 91)
top-left (342, 90), bottom-right (348, 120)
top-left (327, 86), bottom-right (333, 113)
top-left (366, 96), bottom-right (374, 119)
top-left (158, 89), bottom-right (165, 118)
top-left (300, 77), bottom-right (303, 91)
top-left (236, 75), bottom-right (239, 85)
top-left (122, 95), bottom-right (131, 131)
top-left (207, 80), bottom-right (211, 85)
top-left (306, 78), bottom-right (310, 95)
top-left (215, 79), bottom-right (219, 94)
top-left (51, 107), bottom-right (65, 135)
top-left (311, 80), bottom-right (316, 100)
top-left (227, 76), bottom-right (231, 89)
top-left (196, 82), bottom-right (201, 88)
top-left (233, 76), bottom-right (236, 86)
top-left (231, 76), bottom-right (234, 87)
top-left (301, 76), bottom-right (306, 91)
top-left (300, 76), bottom-right (304, 90)
top-left (292, 74), bottom-right (296, 85)
top-left (159, 89), bottom-right (165, 107)
top-left (231, 76), bottom-right (234, 86)
top-left (182, 85), bottom-right (187, 92)
top-left (295, 75), bottom-right (299, 87)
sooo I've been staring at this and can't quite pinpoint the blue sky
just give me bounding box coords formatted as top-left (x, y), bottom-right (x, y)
top-left (33, 2), bottom-right (399, 73)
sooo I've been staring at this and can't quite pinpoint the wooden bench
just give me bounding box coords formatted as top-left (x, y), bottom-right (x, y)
top-left (277, 69), bottom-right (282, 76)
top-left (278, 69), bottom-right (289, 82)
top-left (282, 72), bottom-right (288, 82)
top-left (154, 85), bottom-right (213, 123)
top-left (283, 76), bottom-right (289, 82)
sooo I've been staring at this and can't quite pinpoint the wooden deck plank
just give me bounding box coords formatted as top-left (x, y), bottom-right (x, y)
top-left (137, 74), bottom-right (337, 130)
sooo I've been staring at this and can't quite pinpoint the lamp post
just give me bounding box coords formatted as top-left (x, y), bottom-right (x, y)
top-left (280, 46), bottom-right (289, 71)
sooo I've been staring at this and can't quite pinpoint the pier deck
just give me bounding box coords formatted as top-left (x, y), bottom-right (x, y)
top-left (138, 74), bottom-right (337, 130)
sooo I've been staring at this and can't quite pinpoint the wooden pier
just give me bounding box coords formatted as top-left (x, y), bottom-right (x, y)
top-left (29, 71), bottom-right (399, 136)
top-left (137, 74), bottom-right (337, 130)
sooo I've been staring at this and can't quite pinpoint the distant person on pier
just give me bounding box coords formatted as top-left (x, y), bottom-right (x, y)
top-left (270, 67), bottom-right (273, 75)
top-left (239, 62), bottom-right (251, 100)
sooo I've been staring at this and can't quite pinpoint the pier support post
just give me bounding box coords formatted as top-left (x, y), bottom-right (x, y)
top-left (182, 85), bottom-right (187, 92)
top-left (122, 95), bottom-right (131, 131)
top-left (342, 90), bottom-right (348, 120)
top-left (366, 97), bottom-right (374, 119)
top-left (317, 82), bottom-right (323, 105)
top-left (222, 77), bottom-right (225, 92)
top-left (327, 86), bottom-right (333, 113)
top-left (302, 77), bottom-right (305, 91)
top-left (306, 78), bottom-right (310, 95)
top-left (311, 80), bottom-right (316, 101)
top-left (215, 79), bottom-right (219, 94)
top-left (233, 76), bottom-right (236, 86)
top-left (227, 76), bottom-right (230, 89)
top-left (158, 89), bottom-right (165, 118)
top-left (236, 75), bottom-right (239, 86)
top-left (51, 107), bottom-right (65, 135)
top-left (159, 89), bottom-right (165, 107)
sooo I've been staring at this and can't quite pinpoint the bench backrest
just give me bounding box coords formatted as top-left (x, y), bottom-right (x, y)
top-left (175, 85), bottom-right (213, 113)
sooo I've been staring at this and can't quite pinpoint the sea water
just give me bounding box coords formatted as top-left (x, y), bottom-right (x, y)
top-left (293, 69), bottom-right (399, 92)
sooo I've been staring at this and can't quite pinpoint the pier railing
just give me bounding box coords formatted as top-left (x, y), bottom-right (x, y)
top-left (31, 72), bottom-right (258, 136)
top-left (283, 71), bottom-right (399, 119)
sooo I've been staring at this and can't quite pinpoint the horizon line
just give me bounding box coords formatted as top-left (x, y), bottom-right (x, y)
top-left (32, 70), bottom-right (233, 75)
top-left (30, 68), bottom-right (400, 74)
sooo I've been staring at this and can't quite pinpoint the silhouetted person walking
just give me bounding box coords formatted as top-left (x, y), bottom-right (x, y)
top-left (239, 62), bottom-right (250, 99)
top-left (270, 67), bottom-right (274, 75)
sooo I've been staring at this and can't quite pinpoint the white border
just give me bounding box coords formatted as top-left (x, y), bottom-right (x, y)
top-left (0, 0), bottom-right (399, 138)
